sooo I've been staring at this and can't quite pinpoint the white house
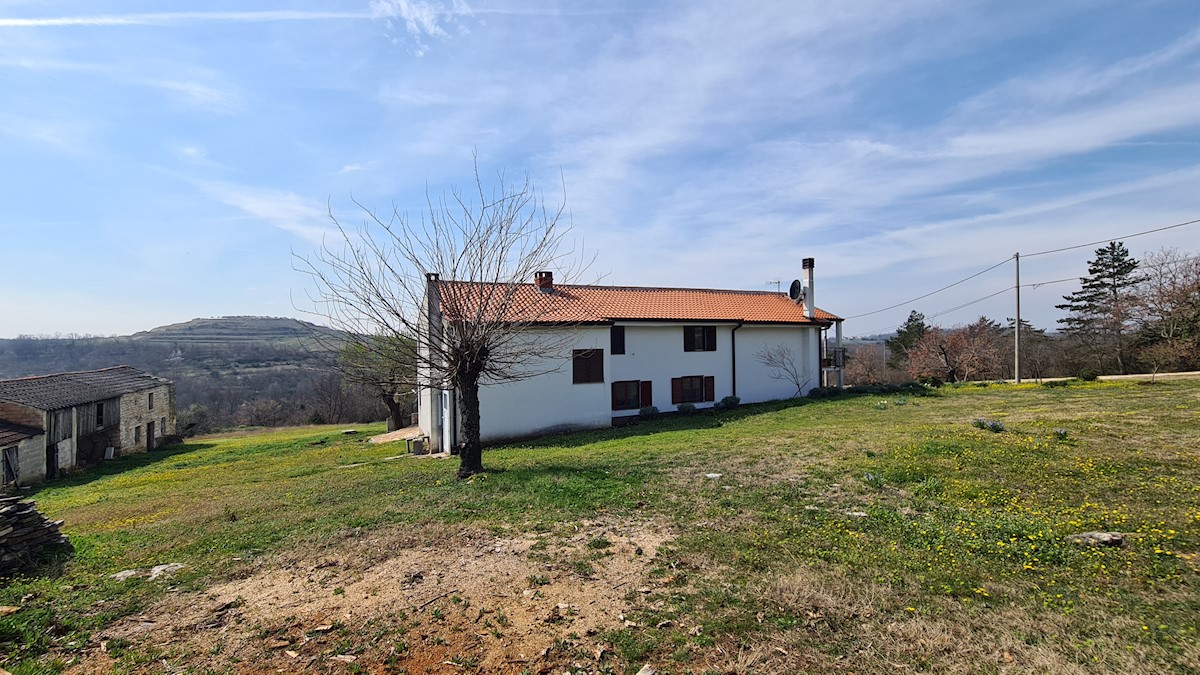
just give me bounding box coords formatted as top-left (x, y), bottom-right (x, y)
top-left (417, 258), bottom-right (843, 451)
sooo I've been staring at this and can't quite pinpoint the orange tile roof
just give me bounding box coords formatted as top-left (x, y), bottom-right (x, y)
top-left (438, 281), bottom-right (839, 325)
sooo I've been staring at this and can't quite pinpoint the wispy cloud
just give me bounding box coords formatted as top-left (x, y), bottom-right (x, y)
top-left (198, 182), bottom-right (332, 245)
top-left (370, 0), bottom-right (474, 55)
top-left (0, 112), bottom-right (91, 150)
top-left (0, 11), bottom-right (370, 28)
top-left (144, 78), bottom-right (241, 113)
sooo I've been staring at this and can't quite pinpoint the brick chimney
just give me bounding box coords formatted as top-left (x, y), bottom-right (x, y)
top-left (534, 271), bottom-right (554, 293)
top-left (802, 258), bottom-right (815, 320)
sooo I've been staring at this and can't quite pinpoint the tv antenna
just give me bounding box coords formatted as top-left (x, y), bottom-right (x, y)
top-left (765, 280), bottom-right (780, 293)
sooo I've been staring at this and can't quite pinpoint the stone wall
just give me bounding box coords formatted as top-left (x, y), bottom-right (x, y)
top-left (118, 384), bottom-right (177, 453)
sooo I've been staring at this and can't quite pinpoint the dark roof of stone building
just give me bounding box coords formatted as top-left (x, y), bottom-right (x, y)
top-left (0, 366), bottom-right (170, 411)
top-left (0, 420), bottom-right (43, 445)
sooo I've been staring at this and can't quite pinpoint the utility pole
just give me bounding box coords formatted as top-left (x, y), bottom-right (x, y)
top-left (1014, 252), bottom-right (1021, 384)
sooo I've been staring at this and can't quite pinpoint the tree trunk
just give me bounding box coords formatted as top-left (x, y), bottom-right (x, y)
top-left (456, 365), bottom-right (484, 478)
top-left (383, 395), bottom-right (404, 432)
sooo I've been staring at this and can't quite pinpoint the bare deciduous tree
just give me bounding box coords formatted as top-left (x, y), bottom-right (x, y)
top-left (1133, 248), bottom-right (1200, 373)
top-left (297, 161), bottom-right (588, 478)
top-left (754, 344), bottom-right (812, 397)
top-left (907, 317), bottom-right (1004, 383)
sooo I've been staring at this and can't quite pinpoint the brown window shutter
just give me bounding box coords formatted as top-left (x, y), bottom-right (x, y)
top-left (683, 328), bottom-right (694, 352)
top-left (640, 380), bottom-right (653, 407)
top-left (611, 382), bottom-right (620, 409)
top-left (704, 376), bottom-right (715, 402)
top-left (572, 351), bottom-right (584, 383)
top-left (671, 377), bottom-right (683, 404)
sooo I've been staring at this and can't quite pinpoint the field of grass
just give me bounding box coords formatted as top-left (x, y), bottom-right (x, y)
top-left (2, 380), bottom-right (1198, 673)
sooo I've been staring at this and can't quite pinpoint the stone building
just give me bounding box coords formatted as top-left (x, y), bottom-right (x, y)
top-left (0, 366), bottom-right (176, 487)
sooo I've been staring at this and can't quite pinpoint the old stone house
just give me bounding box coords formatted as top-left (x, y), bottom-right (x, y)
top-left (0, 366), bottom-right (176, 487)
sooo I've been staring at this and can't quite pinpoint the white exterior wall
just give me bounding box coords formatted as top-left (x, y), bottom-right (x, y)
top-left (417, 320), bottom-right (827, 447)
top-left (610, 323), bottom-right (735, 416)
top-left (734, 325), bottom-right (822, 402)
top-left (476, 326), bottom-right (611, 442)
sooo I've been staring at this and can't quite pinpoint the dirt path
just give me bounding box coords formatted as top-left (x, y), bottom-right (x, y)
top-left (73, 520), bottom-right (675, 674)
top-left (369, 425), bottom-right (423, 444)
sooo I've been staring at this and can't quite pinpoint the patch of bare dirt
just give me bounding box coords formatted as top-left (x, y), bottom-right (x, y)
top-left (71, 519), bottom-right (674, 674)
top-left (369, 426), bottom-right (422, 445)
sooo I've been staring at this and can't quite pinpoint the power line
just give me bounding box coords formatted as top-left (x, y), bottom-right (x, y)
top-left (928, 287), bottom-right (1012, 321)
top-left (1023, 217), bottom-right (1200, 258)
top-left (843, 216), bottom-right (1200, 328)
top-left (842, 257), bottom-right (1012, 320)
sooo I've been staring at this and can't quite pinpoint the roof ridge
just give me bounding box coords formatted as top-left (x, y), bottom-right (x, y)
top-left (439, 279), bottom-right (791, 296)
top-left (0, 365), bottom-right (141, 384)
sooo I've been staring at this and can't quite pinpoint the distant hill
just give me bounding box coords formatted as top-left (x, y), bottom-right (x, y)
top-left (130, 316), bottom-right (342, 346)
top-left (0, 317), bottom-right (379, 429)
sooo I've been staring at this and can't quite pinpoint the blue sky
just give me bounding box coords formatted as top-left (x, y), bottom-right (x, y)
top-left (2, 0), bottom-right (1199, 338)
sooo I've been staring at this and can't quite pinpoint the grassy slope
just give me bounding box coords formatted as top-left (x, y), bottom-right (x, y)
top-left (2, 381), bottom-right (1198, 672)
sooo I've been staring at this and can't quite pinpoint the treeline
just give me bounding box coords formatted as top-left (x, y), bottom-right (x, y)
top-left (846, 244), bottom-right (1200, 384)
top-left (0, 334), bottom-right (400, 434)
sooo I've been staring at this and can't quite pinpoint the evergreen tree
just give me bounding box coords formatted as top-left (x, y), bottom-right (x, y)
top-left (1055, 241), bottom-right (1147, 374)
top-left (885, 310), bottom-right (929, 370)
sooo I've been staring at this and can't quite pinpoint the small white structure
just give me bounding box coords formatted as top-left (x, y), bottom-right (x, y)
top-left (417, 259), bottom-right (843, 451)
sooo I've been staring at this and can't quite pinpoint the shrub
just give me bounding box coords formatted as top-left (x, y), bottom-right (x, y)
top-left (676, 402), bottom-right (697, 415)
top-left (917, 376), bottom-right (944, 388)
top-left (807, 386), bottom-right (836, 398)
top-left (1041, 380), bottom-right (1070, 388)
top-left (638, 406), bottom-right (659, 420)
top-left (715, 395), bottom-right (740, 410)
top-left (874, 400), bottom-right (888, 410)
top-left (1077, 368), bottom-right (1100, 382)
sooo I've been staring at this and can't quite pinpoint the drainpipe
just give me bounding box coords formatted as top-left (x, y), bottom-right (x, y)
top-left (730, 321), bottom-right (744, 397)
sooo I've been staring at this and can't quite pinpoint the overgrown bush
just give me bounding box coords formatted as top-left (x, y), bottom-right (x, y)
top-left (1077, 368), bottom-right (1100, 382)
top-left (917, 376), bottom-right (945, 388)
top-left (676, 402), bottom-right (697, 415)
top-left (638, 405), bottom-right (659, 420)
top-left (715, 395), bottom-right (740, 410)
top-left (1041, 380), bottom-right (1070, 388)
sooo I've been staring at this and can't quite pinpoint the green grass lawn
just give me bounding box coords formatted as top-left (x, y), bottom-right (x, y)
top-left (2, 380), bottom-right (1198, 673)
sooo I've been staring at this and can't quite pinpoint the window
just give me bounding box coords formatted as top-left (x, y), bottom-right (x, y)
top-left (612, 380), bottom-right (652, 411)
top-left (148, 392), bottom-right (154, 410)
top-left (572, 349), bottom-right (604, 383)
top-left (135, 426), bottom-right (141, 444)
top-left (95, 403), bottom-right (105, 428)
top-left (672, 375), bottom-right (715, 404)
top-left (611, 326), bottom-right (625, 355)
top-left (683, 326), bottom-right (716, 352)
top-left (161, 417), bottom-right (167, 436)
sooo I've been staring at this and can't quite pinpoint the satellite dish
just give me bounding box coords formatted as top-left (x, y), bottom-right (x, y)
top-left (788, 279), bottom-right (805, 304)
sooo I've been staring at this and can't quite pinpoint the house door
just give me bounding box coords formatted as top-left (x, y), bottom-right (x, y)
top-left (2, 446), bottom-right (17, 486)
top-left (440, 390), bottom-right (453, 453)
top-left (146, 421), bottom-right (156, 449)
